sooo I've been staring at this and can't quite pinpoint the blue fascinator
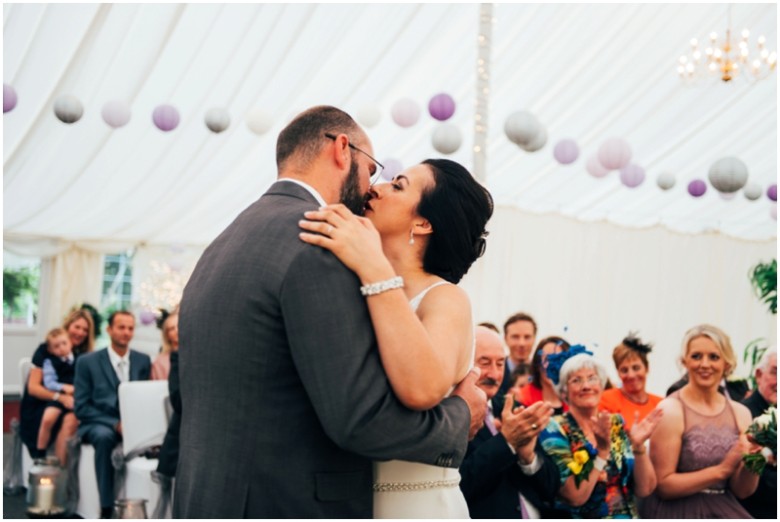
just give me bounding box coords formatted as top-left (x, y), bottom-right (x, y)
top-left (545, 344), bottom-right (593, 385)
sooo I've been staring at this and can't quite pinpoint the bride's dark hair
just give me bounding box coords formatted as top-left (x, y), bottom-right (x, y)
top-left (417, 159), bottom-right (494, 283)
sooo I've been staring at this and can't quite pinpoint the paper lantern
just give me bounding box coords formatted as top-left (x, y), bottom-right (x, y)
top-left (586, 154), bottom-right (610, 178)
top-left (553, 139), bottom-right (579, 164)
top-left (139, 310), bottom-right (156, 326)
top-left (53, 95), bottom-right (84, 124)
top-left (743, 183), bottom-right (762, 201)
top-left (428, 93), bottom-right (455, 121)
top-left (246, 108), bottom-right (273, 135)
top-left (619, 163), bottom-right (645, 188)
top-left (380, 158), bottom-right (403, 182)
top-left (356, 104), bottom-right (381, 128)
top-left (768, 184), bottom-right (777, 202)
top-left (597, 138), bottom-right (631, 170)
top-left (504, 111), bottom-right (540, 146)
top-left (205, 107), bottom-right (230, 133)
top-left (708, 157), bottom-right (748, 193)
top-left (521, 127), bottom-right (547, 152)
top-left (152, 104), bottom-right (179, 132)
top-left (688, 179), bottom-right (707, 197)
top-left (101, 100), bottom-right (131, 128)
top-left (431, 123), bottom-right (462, 154)
top-left (656, 172), bottom-right (676, 190)
top-left (391, 98), bottom-right (420, 128)
top-left (719, 191), bottom-right (736, 200)
top-left (3, 84), bottom-right (18, 113)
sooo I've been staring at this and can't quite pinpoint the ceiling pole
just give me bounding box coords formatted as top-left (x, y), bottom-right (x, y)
top-left (473, 3), bottom-right (493, 183)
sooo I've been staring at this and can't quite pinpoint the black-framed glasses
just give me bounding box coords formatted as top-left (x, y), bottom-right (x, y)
top-left (324, 132), bottom-right (385, 186)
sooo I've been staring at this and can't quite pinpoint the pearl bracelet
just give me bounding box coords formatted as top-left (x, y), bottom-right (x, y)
top-left (360, 276), bottom-right (404, 296)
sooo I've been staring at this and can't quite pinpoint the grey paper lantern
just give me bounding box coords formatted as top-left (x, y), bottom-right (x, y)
top-left (656, 172), bottom-right (676, 190)
top-left (431, 123), bottom-right (462, 154)
top-left (504, 111), bottom-right (540, 146)
top-left (743, 183), bottom-right (762, 201)
top-left (708, 157), bottom-right (748, 193)
top-left (205, 107), bottom-right (230, 133)
top-left (53, 95), bottom-right (84, 124)
top-left (246, 108), bottom-right (273, 135)
top-left (521, 126), bottom-right (547, 152)
top-left (356, 104), bottom-right (381, 128)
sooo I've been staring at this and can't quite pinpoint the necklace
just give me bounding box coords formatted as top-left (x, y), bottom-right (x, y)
top-left (619, 387), bottom-right (648, 405)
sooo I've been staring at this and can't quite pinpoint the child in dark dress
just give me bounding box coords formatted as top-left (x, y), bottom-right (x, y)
top-left (35, 328), bottom-right (76, 457)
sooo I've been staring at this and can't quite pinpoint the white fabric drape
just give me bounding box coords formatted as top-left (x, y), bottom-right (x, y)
top-left (460, 206), bottom-right (777, 396)
top-left (41, 247), bottom-right (104, 331)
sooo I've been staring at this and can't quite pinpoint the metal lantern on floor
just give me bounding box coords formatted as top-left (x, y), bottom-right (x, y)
top-left (114, 498), bottom-right (148, 519)
top-left (26, 458), bottom-right (66, 517)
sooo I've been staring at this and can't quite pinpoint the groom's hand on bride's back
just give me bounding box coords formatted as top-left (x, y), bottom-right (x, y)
top-left (452, 367), bottom-right (487, 440)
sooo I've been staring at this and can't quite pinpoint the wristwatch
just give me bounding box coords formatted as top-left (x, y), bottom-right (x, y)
top-left (52, 392), bottom-right (61, 402)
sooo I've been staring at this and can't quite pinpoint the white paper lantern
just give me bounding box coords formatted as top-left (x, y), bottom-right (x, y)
top-left (100, 100), bottom-right (131, 128)
top-left (205, 107), bottom-right (230, 133)
top-left (504, 111), bottom-right (540, 146)
top-left (54, 95), bottom-right (84, 124)
top-left (246, 108), bottom-right (273, 135)
top-left (597, 138), bottom-right (632, 170)
top-left (553, 139), bottom-right (579, 164)
top-left (656, 172), bottom-right (676, 190)
top-left (619, 163), bottom-right (645, 188)
top-left (708, 157), bottom-right (748, 193)
top-left (391, 98), bottom-right (420, 128)
top-left (586, 154), bottom-right (610, 178)
top-left (431, 123), bottom-right (462, 154)
top-left (743, 183), bottom-right (763, 201)
top-left (356, 104), bottom-right (381, 128)
top-left (521, 126), bottom-right (547, 152)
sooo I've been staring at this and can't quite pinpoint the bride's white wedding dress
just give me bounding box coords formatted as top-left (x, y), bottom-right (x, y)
top-left (372, 281), bottom-right (472, 519)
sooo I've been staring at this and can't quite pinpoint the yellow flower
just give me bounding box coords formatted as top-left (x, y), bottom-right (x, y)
top-left (567, 461), bottom-right (584, 475)
top-left (573, 449), bottom-right (590, 465)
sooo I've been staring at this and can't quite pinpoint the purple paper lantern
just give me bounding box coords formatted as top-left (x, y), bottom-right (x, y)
top-left (428, 93), bottom-right (456, 121)
top-left (767, 184), bottom-right (777, 202)
top-left (688, 179), bottom-right (707, 197)
top-left (139, 310), bottom-right (157, 326)
top-left (553, 139), bottom-right (579, 165)
top-left (153, 104), bottom-right (180, 132)
top-left (391, 98), bottom-right (420, 128)
top-left (586, 154), bottom-right (609, 178)
top-left (101, 100), bottom-right (131, 128)
top-left (597, 138), bottom-right (632, 170)
top-left (380, 158), bottom-right (403, 182)
top-left (619, 164), bottom-right (645, 188)
top-left (3, 84), bottom-right (18, 113)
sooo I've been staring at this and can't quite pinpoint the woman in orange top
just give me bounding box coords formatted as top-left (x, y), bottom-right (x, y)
top-left (599, 333), bottom-right (662, 432)
top-left (517, 336), bottom-right (570, 414)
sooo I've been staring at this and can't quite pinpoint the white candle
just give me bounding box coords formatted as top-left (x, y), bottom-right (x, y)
top-left (36, 481), bottom-right (55, 512)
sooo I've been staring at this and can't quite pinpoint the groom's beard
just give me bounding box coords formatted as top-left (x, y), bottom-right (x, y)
top-left (339, 158), bottom-right (366, 216)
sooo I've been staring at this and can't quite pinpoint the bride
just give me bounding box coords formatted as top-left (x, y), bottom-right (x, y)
top-left (300, 158), bottom-right (494, 518)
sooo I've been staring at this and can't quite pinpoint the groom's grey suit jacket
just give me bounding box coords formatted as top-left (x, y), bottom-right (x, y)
top-left (173, 181), bottom-right (471, 518)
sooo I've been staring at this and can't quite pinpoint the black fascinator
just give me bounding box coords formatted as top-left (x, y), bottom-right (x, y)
top-left (622, 332), bottom-right (653, 354)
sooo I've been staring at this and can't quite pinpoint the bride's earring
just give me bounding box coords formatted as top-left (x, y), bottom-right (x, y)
top-left (409, 229), bottom-right (415, 245)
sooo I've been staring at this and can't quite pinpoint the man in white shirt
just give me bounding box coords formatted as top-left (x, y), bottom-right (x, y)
top-left (74, 311), bottom-right (151, 518)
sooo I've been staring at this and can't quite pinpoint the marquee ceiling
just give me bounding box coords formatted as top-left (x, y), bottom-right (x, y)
top-left (3, 3), bottom-right (777, 248)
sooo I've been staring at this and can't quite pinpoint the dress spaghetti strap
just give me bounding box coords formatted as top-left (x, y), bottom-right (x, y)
top-left (408, 281), bottom-right (451, 311)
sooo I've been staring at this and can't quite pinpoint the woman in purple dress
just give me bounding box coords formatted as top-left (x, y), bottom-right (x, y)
top-left (642, 324), bottom-right (759, 518)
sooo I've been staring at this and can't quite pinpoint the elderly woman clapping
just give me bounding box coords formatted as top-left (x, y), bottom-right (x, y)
top-left (538, 346), bottom-right (662, 518)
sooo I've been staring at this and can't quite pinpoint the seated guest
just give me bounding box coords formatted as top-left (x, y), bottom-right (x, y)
top-left (739, 349), bottom-right (777, 519)
top-left (35, 328), bottom-right (77, 460)
top-left (509, 361), bottom-right (532, 396)
top-left (539, 346), bottom-right (661, 518)
top-left (642, 324), bottom-right (758, 518)
top-left (460, 326), bottom-right (560, 518)
top-left (151, 307), bottom-right (179, 381)
top-left (20, 309), bottom-right (94, 464)
top-left (75, 311), bottom-right (151, 518)
top-left (517, 336), bottom-right (570, 415)
top-left (599, 333), bottom-right (663, 432)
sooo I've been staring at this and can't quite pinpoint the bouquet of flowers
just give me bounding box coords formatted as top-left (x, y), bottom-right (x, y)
top-left (743, 406), bottom-right (777, 474)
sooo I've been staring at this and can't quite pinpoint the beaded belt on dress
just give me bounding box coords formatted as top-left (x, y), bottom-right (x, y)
top-left (701, 488), bottom-right (726, 495)
top-left (372, 479), bottom-right (460, 492)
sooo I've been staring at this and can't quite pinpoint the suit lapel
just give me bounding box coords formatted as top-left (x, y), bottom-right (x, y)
top-left (99, 350), bottom-right (120, 389)
top-left (128, 351), bottom-right (140, 381)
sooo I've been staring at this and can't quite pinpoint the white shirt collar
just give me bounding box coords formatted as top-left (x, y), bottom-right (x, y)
top-left (107, 346), bottom-right (129, 367)
top-left (277, 178), bottom-right (327, 207)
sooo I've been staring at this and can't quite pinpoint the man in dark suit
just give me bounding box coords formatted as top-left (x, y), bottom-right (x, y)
top-left (740, 349), bottom-right (776, 519)
top-left (461, 326), bottom-right (560, 518)
top-left (74, 310), bottom-right (151, 518)
top-left (173, 106), bottom-right (485, 518)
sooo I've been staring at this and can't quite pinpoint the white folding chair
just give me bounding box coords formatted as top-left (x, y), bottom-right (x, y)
top-left (118, 381), bottom-right (169, 511)
top-left (75, 444), bottom-right (100, 519)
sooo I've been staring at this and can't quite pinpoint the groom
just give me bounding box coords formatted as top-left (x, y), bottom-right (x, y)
top-left (173, 106), bottom-right (486, 518)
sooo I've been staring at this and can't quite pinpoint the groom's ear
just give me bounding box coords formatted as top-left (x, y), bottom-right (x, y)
top-left (414, 219), bottom-right (433, 236)
top-left (327, 133), bottom-right (351, 170)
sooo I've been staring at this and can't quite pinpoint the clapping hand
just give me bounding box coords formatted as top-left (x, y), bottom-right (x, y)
top-left (628, 408), bottom-right (663, 450)
top-left (499, 399), bottom-right (554, 464)
top-left (589, 411), bottom-right (612, 452)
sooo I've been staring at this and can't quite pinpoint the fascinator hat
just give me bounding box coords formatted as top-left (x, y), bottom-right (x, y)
top-left (545, 344), bottom-right (593, 385)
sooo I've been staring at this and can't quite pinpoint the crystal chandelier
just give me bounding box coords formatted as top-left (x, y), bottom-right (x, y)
top-left (677, 9), bottom-right (776, 83)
